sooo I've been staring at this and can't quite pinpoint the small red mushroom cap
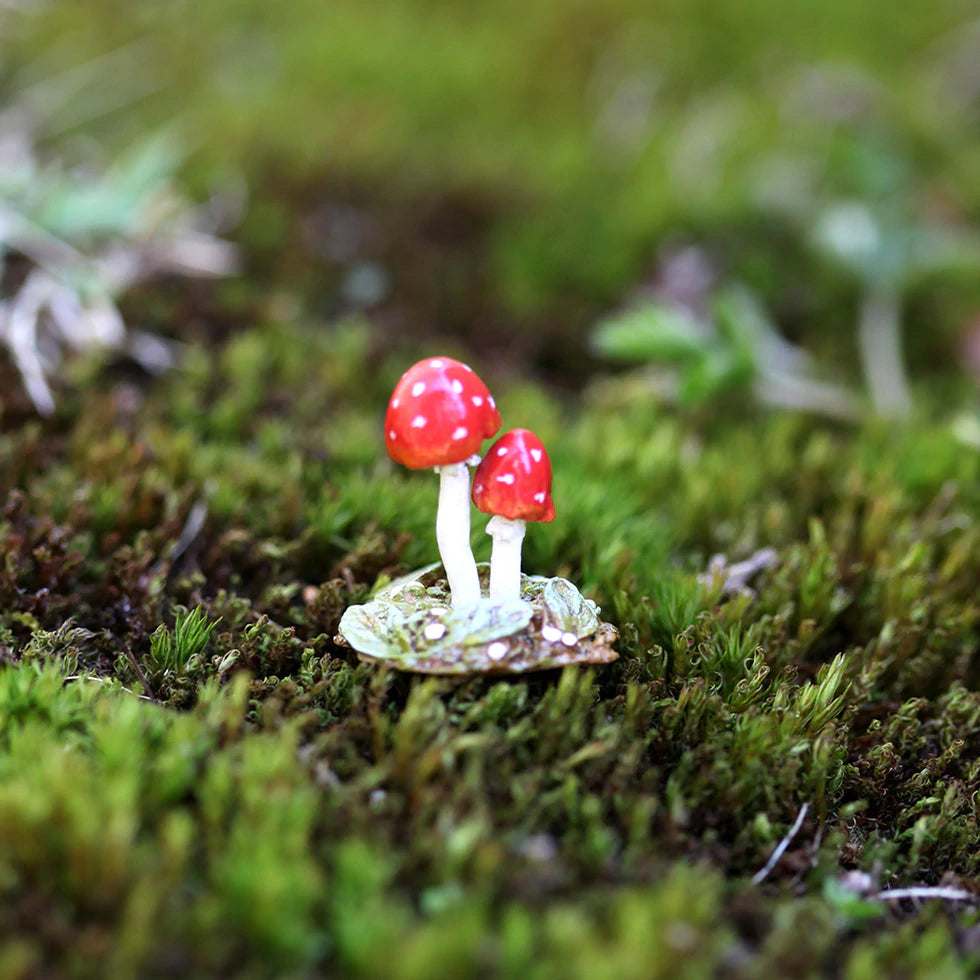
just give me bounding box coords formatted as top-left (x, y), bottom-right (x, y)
top-left (472, 429), bottom-right (555, 523)
top-left (385, 357), bottom-right (502, 469)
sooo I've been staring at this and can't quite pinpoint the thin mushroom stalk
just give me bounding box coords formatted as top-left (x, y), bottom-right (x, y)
top-left (858, 286), bottom-right (911, 419)
top-left (435, 461), bottom-right (482, 606)
top-left (485, 514), bottom-right (526, 601)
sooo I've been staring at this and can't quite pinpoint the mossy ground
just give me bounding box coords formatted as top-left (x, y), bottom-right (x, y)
top-left (1, 319), bottom-right (977, 976)
top-left (2, 1), bottom-right (980, 976)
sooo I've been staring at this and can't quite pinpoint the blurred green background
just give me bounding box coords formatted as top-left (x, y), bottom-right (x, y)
top-left (4, 0), bottom-right (979, 394)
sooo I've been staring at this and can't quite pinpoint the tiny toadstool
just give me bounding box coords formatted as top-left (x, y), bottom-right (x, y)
top-left (385, 356), bottom-right (501, 606)
top-left (471, 428), bottom-right (554, 601)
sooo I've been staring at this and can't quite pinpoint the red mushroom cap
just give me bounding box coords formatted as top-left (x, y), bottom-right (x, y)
top-left (385, 357), bottom-right (502, 469)
top-left (472, 429), bottom-right (555, 523)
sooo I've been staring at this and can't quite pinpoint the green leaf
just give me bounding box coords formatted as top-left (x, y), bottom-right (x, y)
top-left (338, 602), bottom-right (411, 660)
top-left (372, 561), bottom-right (442, 599)
top-left (443, 600), bottom-right (533, 647)
top-left (822, 878), bottom-right (883, 925)
top-left (539, 578), bottom-right (600, 637)
top-left (592, 303), bottom-right (711, 363)
top-left (678, 347), bottom-right (746, 404)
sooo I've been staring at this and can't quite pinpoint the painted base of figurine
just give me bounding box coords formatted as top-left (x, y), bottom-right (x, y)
top-left (337, 563), bottom-right (618, 674)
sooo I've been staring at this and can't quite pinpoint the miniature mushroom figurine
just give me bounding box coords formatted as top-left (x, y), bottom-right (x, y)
top-left (385, 357), bottom-right (502, 606)
top-left (472, 428), bottom-right (555, 601)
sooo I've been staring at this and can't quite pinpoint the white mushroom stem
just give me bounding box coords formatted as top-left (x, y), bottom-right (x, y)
top-left (485, 514), bottom-right (526, 601)
top-left (435, 462), bottom-right (481, 606)
top-left (858, 286), bottom-right (911, 420)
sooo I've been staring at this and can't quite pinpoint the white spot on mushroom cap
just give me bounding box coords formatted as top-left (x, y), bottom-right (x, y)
top-left (472, 395), bottom-right (484, 406)
top-left (496, 473), bottom-right (515, 485)
top-left (533, 492), bottom-right (546, 503)
top-left (496, 446), bottom-right (508, 456)
top-left (388, 430), bottom-right (397, 439)
top-left (461, 362), bottom-right (473, 372)
top-left (488, 395), bottom-right (496, 408)
top-left (530, 448), bottom-right (543, 463)
top-left (423, 623), bottom-right (447, 641)
top-left (451, 379), bottom-right (464, 394)
top-left (487, 641), bottom-right (508, 661)
top-left (561, 632), bottom-right (577, 647)
top-left (411, 381), bottom-right (426, 397)
top-left (392, 397), bottom-right (400, 409)
top-left (474, 483), bottom-right (484, 494)
top-left (452, 426), bottom-right (468, 440)
top-left (411, 415), bottom-right (427, 428)
top-left (541, 625), bottom-right (562, 643)
top-left (430, 358), bottom-right (445, 368)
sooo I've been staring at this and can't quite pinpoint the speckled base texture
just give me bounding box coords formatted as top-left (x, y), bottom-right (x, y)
top-left (338, 564), bottom-right (618, 673)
